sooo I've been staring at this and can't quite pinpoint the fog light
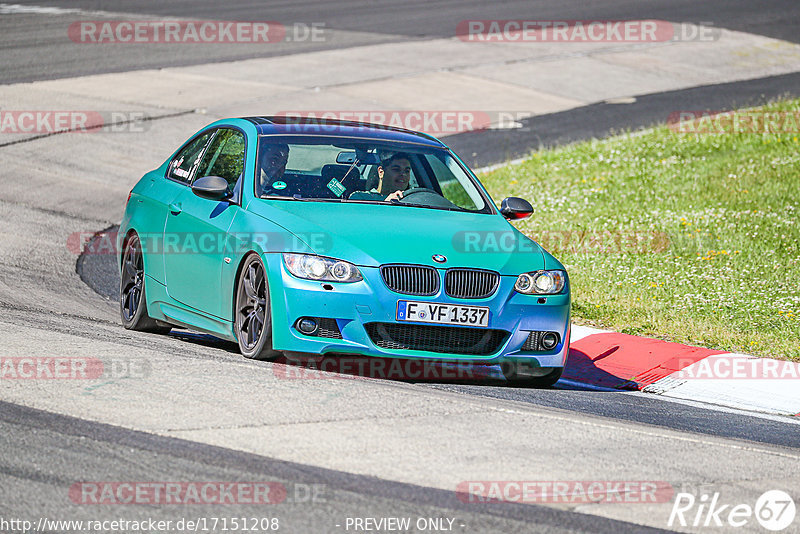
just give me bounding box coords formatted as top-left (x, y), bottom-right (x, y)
top-left (541, 332), bottom-right (558, 350)
top-left (297, 318), bottom-right (318, 334)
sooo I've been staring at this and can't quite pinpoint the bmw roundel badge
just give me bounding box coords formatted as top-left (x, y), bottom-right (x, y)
top-left (432, 254), bottom-right (447, 263)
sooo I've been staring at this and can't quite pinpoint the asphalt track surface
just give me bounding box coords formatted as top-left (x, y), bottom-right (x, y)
top-left (2, 400), bottom-right (674, 534)
top-left (3, 2), bottom-right (800, 533)
top-left (2, 0), bottom-right (800, 83)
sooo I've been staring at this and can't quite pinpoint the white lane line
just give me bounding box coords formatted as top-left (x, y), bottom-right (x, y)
top-left (559, 377), bottom-right (800, 426)
top-left (489, 404), bottom-right (800, 459)
top-left (620, 390), bottom-right (800, 426)
top-left (561, 376), bottom-right (800, 424)
top-left (0, 3), bottom-right (176, 19)
top-left (0, 3), bottom-right (85, 14)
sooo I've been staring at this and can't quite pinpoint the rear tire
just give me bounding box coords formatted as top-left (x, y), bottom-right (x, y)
top-left (120, 233), bottom-right (171, 334)
top-left (235, 254), bottom-right (280, 361)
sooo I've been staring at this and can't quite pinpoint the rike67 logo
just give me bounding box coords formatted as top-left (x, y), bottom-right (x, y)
top-left (669, 490), bottom-right (796, 531)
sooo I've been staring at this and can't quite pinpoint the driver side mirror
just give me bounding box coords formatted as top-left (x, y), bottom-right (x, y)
top-left (192, 175), bottom-right (231, 201)
top-left (500, 197), bottom-right (533, 220)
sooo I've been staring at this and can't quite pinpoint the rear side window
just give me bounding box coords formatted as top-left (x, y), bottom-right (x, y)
top-left (167, 131), bottom-right (213, 183)
top-left (195, 128), bottom-right (245, 189)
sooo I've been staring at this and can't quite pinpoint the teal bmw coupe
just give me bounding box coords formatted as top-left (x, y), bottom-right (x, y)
top-left (119, 117), bottom-right (570, 386)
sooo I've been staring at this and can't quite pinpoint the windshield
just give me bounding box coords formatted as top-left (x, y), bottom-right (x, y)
top-left (255, 136), bottom-right (492, 213)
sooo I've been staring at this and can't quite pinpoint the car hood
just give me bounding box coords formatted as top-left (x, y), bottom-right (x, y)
top-left (248, 200), bottom-right (545, 273)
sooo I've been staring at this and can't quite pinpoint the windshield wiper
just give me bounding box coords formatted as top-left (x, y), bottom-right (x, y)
top-left (259, 195), bottom-right (470, 211)
top-left (259, 194), bottom-right (309, 201)
top-left (260, 194), bottom-right (348, 203)
top-left (391, 201), bottom-right (470, 212)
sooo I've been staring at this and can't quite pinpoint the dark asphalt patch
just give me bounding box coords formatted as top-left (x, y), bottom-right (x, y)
top-left (76, 225), bottom-right (120, 301)
top-left (447, 71), bottom-right (800, 169)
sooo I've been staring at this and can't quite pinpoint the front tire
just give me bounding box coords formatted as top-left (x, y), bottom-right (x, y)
top-left (502, 362), bottom-right (563, 388)
top-left (120, 233), bottom-right (171, 334)
top-left (235, 254), bottom-right (280, 360)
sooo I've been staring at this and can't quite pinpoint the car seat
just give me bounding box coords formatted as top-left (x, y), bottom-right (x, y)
top-left (321, 164), bottom-right (363, 199)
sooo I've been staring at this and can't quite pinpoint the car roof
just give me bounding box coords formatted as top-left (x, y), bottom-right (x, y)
top-left (240, 116), bottom-right (446, 147)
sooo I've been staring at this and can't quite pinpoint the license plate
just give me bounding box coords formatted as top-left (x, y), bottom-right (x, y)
top-left (396, 300), bottom-right (489, 327)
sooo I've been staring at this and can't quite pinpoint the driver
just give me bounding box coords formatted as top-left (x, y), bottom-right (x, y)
top-left (376, 152), bottom-right (412, 201)
top-left (350, 152), bottom-right (412, 201)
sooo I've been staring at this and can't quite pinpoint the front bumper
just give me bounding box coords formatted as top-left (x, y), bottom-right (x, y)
top-left (266, 254), bottom-right (570, 368)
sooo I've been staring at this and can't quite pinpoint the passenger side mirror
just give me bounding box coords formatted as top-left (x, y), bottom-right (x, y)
top-left (500, 197), bottom-right (533, 220)
top-left (192, 175), bottom-right (231, 201)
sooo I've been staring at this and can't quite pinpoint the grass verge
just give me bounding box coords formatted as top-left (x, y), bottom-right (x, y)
top-left (480, 98), bottom-right (800, 361)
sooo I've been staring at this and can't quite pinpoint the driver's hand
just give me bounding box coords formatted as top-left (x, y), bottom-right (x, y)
top-left (384, 190), bottom-right (404, 202)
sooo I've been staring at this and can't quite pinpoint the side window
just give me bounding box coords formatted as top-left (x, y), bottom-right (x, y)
top-left (195, 128), bottom-right (246, 190)
top-left (424, 153), bottom-right (481, 210)
top-left (167, 131), bottom-right (213, 184)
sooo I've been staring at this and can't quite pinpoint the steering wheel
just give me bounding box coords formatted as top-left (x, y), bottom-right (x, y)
top-left (397, 187), bottom-right (458, 209)
top-left (397, 188), bottom-right (440, 201)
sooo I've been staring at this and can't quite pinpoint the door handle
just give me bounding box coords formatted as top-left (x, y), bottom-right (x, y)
top-left (169, 202), bottom-right (182, 214)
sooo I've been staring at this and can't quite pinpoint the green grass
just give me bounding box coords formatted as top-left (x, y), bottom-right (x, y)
top-left (480, 98), bottom-right (800, 361)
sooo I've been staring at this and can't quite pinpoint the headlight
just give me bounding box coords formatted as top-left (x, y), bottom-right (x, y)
top-left (283, 253), bottom-right (363, 283)
top-left (515, 270), bottom-right (566, 294)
